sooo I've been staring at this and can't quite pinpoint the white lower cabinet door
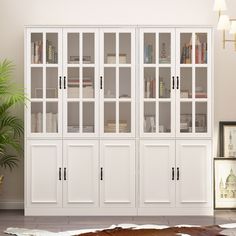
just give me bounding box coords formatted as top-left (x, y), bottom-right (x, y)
top-left (63, 140), bottom-right (99, 207)
top-left (100, 140), bottom-right (135, 208)
top-left (139, 140), bottom-right (175, 208)
top-left (176, 140), bottom-right (212, 208)
top-left (26, 140), bottom-right (62, 208)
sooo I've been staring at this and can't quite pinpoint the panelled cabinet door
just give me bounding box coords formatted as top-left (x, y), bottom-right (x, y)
top-left (100, 28), bottom-right (135, 137)
top-left (176, 139), bottom-right (212, 208)
top-left (100, 140), bottom-right (135, 207)
top-left (26, 28), bottom-right (63, 138)
top-left (175, 28), bottom-right (212, 138)
top-left (63, 28), bottom-right (99, 137)
top-left (63, 140), bottom-right (99, 207)
top-left (26, 140), bottom-right (62, 208)
top-left (140, 28), bottom-right (176, 138)
top-left (139, 140), bottom-right (175, 208)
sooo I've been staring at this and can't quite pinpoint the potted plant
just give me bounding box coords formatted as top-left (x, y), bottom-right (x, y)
top-left (0, 59), bottom-right (25, 189)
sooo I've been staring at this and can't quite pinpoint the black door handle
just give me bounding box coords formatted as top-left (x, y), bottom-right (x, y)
top-left (59, 168), bottom-right (62, 180)
top-left (64, 168), bottom-right (67, 180)
top-left (59, 76), bottom-right (62, 89)
top-left (100, 167), bottom-right (103, 180)
top-left (172, 167), bottom-right (175, 180)
top-left (177, 167), bottom-right (180, 180)
top-left (64, 76), bottom-right (66, 89)
top-left (100, 76), bottom-right (103, 89)
top-left (172, 76), bottom-right (175, 90)
top-left (176, 76), bottom-right (179, 89)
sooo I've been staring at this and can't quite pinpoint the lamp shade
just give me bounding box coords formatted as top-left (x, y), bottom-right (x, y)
top-left (217, 15), bottom-right (231, 30)
top-left (230, 21), bottom-right (236, 34)
top-left (213, 0), bottom-right (227, 11)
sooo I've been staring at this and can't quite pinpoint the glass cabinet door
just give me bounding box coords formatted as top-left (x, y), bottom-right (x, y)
top-left (63, 29), bottom-right (98, 136)
top-left (141, 29), bottom-right (175, 136)
top-left (177, 29), bottom-right (210, 136)
top-left (28, 29), bottom-right (62, 136)
top-left (101, 29), bottom-right (135, 136)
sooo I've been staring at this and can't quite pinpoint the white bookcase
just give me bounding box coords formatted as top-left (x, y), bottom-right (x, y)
top-left (25, 26), bottom-right (213, 216)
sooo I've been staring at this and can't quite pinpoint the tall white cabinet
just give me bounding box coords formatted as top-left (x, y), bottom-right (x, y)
top-left (25, 26), bottom-right (213, 215)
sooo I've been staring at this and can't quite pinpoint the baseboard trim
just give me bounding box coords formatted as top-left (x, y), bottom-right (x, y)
top-left (0, 201), bottom-right (24, 209)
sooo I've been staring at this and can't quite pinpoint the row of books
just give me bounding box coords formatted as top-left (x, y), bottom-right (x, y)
top-left (195, 42), bottom-right (207, 64)
top-left (180, 44), bottom-right (192, 64)
top-left (144, 44), bottom-right (154, 64)
top-left (144, 78), bottom-right (168, 98)
top-left (180, 43), bottom-right (207, 64)
top-left (31, 40), bottom-right (58, 64)
top-left (31, 112), bottom-right (58, 133)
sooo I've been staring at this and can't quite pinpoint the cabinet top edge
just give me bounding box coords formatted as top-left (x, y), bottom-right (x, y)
top-left (24, 24), bottom-right (214, 29)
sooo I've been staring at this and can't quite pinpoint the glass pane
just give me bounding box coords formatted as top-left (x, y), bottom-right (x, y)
top-left (159, 33), bottom-right (171, 64)
top-left (144, 33), bottom-right (156, 64)
top-left (196, 68), bottom-right (207, 98)
top-left (119, 102), bottom-right (131, 133)
top-left (68, 102), bottom-right (80, 133)
top-left (159, 102), bottom-right (171, 133)
top-left (31, 102), bottom-right (43, 133)
top-left (68, 33), bottom-right (79, 64)
top-left (180, 102), bottom-right (192, 133)
top-left (180, 33), bottom-right (192, 64)
top-left (83, 33), bottom-right (94, 64)
top-left (159, 68), bottom-right (171, 98)
top-left (196, 102), bottom-right (207, 133)
top-left (104, 33), bottom-right (116, 64)
top-left (104, 102), bottom-right (116, 133)
top-left (31, 33), bottom-right (43, 64)
top-left (83, 68), bottom-right (94, 98)
top-left (68, 68), bottom-right (80, 98)
top-left (144, 102), bottom-right (156, 133)
top-left (46, 33), bottom-right (58, 64)
top-left (46, 68), bottom-right (58, 98)
top-left (31, 68), bottom-right (43, 98)
top-left (144, 68), bottom-right (156, 98)
top-left (180, 68), bottom-right (192, 98)
top-left (83, 102), bottom-right (94, 133)
top-left (46, 102), bottom-right (58, 133)
top-left (104, 67), bottom-right (116, 98)
top-left (119, 33), bottom-right (131, 64)
top-left (119, 68), bottom-right (131, 98)
top-left (195, 33), bottom-right (207, 64)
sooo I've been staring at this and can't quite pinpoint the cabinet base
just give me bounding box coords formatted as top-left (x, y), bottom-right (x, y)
top-left (25, 207), bottom-right (213, 216)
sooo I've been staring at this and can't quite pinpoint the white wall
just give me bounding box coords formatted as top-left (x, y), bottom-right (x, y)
top-left (0, 0), bottom-right (236, 207)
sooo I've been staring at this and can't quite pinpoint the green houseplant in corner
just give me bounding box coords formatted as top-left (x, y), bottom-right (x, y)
top-left (0, 59), bottom-right (25, 190)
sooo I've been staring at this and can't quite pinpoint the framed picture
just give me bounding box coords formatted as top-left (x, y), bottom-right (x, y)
top-left (214, 158), bottom-right (236, 209)
top-left (220, 121), bottom-right (236, 157)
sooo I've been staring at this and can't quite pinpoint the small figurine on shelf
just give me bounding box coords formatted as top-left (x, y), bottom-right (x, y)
top-left (159, 42), bottom-right (169, 63)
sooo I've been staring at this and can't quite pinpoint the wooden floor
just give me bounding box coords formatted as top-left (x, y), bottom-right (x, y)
top-left (1, 210), bottom-right (236, 235)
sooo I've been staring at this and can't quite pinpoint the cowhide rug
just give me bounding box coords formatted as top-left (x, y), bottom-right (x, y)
top-left (5, 224), bottom-right (236, 236)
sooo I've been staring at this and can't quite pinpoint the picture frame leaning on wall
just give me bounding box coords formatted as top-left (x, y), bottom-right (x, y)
top-left (214, 158), bottom-right (236, 209)
top-left (220, 121), bottom-right (236, 158)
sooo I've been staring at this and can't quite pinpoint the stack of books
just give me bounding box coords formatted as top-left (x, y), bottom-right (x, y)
top-left (31, 40), bottom-right (43, 64)
top-left (46, 40), bottom-right (57, 64)
top-left (104, 120), bottom-right (128, 133)
top-left (68, 78), bottom-right (94, 98)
